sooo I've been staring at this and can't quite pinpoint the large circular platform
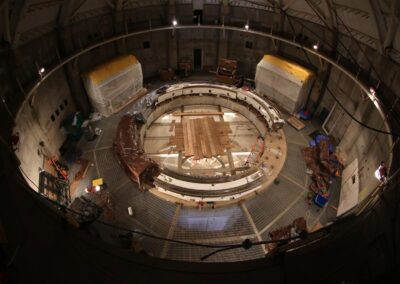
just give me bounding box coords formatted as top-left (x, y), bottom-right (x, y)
top-left (69, 80), bottom-right (338, 262)
top-left (140, 83), bottom-right (287, 205)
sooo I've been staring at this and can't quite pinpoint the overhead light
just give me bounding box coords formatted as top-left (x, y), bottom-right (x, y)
top-left (172, 19), bottom-right (178, 26)
top-left (369, 87), bottom-right (376, 94)
top-left (39, 67), bottom-right (45, 74)
top-left (245, 24), bottom-right (249, 30)
top-left (313, 44), bottom-right (319, 50)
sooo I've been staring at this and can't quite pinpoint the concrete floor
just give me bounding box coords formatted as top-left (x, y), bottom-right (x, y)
top-left (68, 76), bottom-right (340, 262)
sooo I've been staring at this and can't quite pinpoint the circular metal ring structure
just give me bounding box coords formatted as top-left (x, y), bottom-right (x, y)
top-left (141, 82), bottom-right (288, 205)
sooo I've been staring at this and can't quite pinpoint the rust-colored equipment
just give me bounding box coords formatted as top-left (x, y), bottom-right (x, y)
top-left (216, 58), bottom-right (238, 85)
top-left (178, 60), bottom-right (192, 77)
top-left (266, 217), bottom-right (307, 253)
top-left (114, 114), bottom-right (159, 188)
top-left (159, 68), bottom-right (174, 81)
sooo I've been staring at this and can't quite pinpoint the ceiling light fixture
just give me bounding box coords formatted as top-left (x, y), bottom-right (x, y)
top-left (369, 87), bottom-right (376, 94)
top-left (245, 24), bottom-right (249, 30)
top-left (313, 43), bottom-right (319, 50)
top-left (172, 19), bottom-right (178, 26)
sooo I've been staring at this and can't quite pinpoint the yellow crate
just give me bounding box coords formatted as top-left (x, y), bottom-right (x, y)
top-left (92, 178), bottom-right (104, 187)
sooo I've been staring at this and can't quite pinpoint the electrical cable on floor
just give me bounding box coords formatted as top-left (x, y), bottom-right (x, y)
top-left (11, 147), bottom-right (400, 261)
top-left (11, 169), bottom-right (328, 261)
top-left (11, 172), bottom-right (246, 248)
top-left (201, 234), bottom-right (307, 261)
top-left (6, 9), bottom-right (399, 259)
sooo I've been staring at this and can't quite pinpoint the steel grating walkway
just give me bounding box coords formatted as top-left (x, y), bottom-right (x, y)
top-left (71, 93), bottom-right (340, 262)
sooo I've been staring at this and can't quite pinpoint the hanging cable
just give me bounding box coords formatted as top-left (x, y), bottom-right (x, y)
top-left (13, 171), bottom-right (312, 253)
top-left (241, 0), bottom-right (400, 132)
top-left (300, 0), bottom-right (400, 125)
top-left (200, 235), bottom-right (307, 261)
top-left (261, 0), bottom-right (400, 138)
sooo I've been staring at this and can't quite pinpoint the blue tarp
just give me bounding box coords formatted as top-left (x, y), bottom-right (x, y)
top-left (309, 134), bottom-right (334, 152)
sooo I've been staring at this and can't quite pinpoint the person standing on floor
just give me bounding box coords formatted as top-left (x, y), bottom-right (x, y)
top-left (378, 161), bottom-right (388, 183)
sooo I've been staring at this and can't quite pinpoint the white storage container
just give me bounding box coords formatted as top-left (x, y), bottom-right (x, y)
top-left (255, 55), bottom-right (315, 114)
top-left (82, 55), bottom-right (144, 117)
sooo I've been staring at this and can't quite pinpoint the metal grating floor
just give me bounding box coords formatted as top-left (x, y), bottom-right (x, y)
top-left (70, 91), bottom-right (339, 262)
top-left (244, 177), bottom-right (305, 232)
top-left (165, 236), bottom-right (265, 262)
top-left (173, 205), bottom-right (255, 241)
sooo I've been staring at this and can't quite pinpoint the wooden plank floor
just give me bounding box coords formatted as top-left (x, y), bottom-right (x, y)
top-left (170, 117), bottom-right (232, 160)
top-left (172, 112), bottom-right (224, 116)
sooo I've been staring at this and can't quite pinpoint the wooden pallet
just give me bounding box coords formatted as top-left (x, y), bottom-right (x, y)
top-left (287, 116), bottom-right (305, 130)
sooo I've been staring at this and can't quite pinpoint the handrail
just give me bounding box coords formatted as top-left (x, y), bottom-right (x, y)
top-left (12, 24), bottom-right (398, 258)
top-left (15, 24), bottom-right (394, 215)
top-left (16, 24), bottom-right (393, 135)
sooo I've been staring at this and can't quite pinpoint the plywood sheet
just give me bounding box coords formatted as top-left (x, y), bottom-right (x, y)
top-left (287, 116), bottom-right (305, 130)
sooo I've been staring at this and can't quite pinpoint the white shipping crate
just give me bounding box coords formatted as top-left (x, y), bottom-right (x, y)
top-left (255, 55), bottom-right (315, 114)
top-left (82, 55), bottom-right (144, 117)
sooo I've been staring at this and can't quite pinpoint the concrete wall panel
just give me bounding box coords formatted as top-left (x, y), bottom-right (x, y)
top-left (15, 69), bottom-right (77, 188)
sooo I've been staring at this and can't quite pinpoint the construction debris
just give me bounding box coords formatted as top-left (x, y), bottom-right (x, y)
top-left (67, 196), bottom-right (103, 227)
top-left (300, 133), bottom-right (344, 207)
top-left (266, 217), bottom-right (307, 253)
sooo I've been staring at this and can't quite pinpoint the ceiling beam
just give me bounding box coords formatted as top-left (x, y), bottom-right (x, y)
top-left (323, 0), bottom-right (337, 30)
top-left (369, 0), bottom-right (388, 53)
top-left (68, 0), bottom-right (90, 22)
top-left (383, 0), bottom-right (400, 55)
top-left (105, 0), bottom-right (115, 10)
top-left (0, 0), bottom-right (11, 43)
top-left (9, 0), bottom-right (29, 46)
top-left (115, 0), bottom-right (124, 11)
top-left (57, 0), bottom-right (78, 26)
top-left (282, 0), bottom-right (296, 11)
top-left (0, 0), bottom-right (8, 10)
top-left (304, 0), bottom-right (332, 28)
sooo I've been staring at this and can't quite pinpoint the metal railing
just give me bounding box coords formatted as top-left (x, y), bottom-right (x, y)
top-left (5, 6), bottom-right (400, 263)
